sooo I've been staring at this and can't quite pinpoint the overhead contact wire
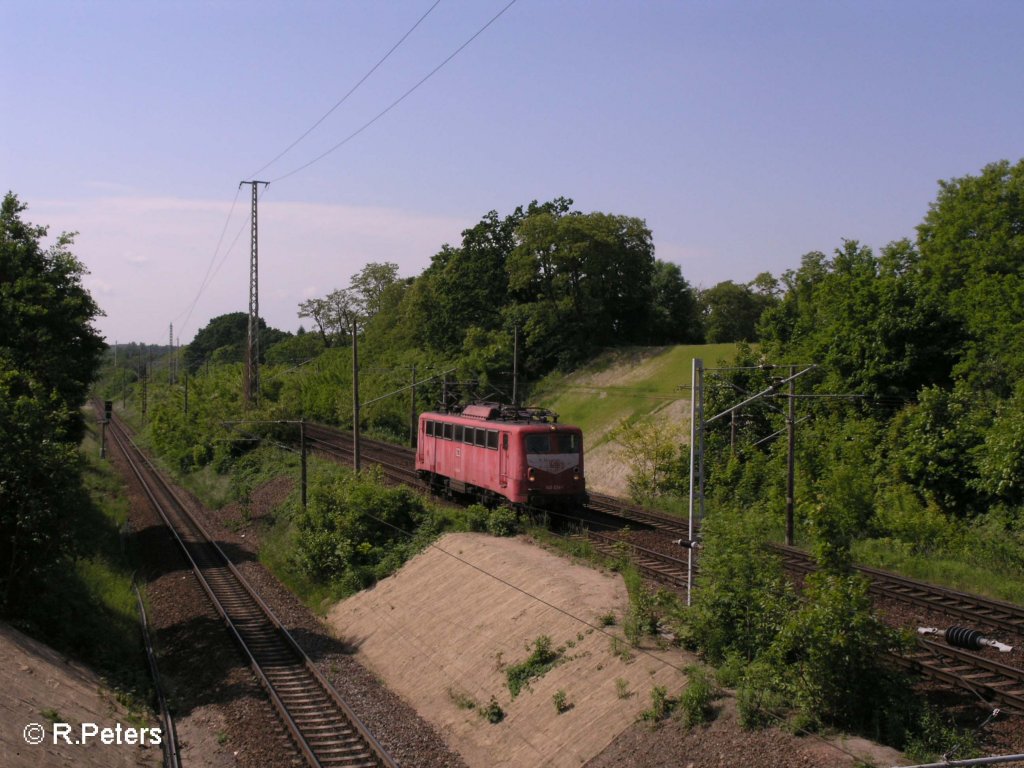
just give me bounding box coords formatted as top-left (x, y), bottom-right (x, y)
top-left (249, 0), bottom-right (443, 178)
top-left (270, 0), bottom-right (520, 183)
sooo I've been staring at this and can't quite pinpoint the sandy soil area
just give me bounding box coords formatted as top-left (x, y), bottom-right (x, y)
top-left (0, 622), bottom-right (162, 768)
top-left (327, 533), bottom-right (689, 768)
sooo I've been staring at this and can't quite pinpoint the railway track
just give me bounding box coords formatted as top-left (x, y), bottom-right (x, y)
top-left (106, 414), bottom-right (398, 768)
top-left (770, 543), bottom-right (1024, 638)
top-left (294, 421), bottom-right (1024, 713)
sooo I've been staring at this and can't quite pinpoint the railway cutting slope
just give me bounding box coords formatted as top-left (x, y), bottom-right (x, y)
top-left (0, 622), bottom-right (162, 768)
top-left (327, 533), bottom-right (687, 768)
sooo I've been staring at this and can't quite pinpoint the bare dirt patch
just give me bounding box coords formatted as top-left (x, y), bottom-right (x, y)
top-left (327, 532), bottom-right (689, 768)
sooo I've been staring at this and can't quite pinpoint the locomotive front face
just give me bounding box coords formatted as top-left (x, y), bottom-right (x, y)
top-left (521, 427), bottom-right (586, 505)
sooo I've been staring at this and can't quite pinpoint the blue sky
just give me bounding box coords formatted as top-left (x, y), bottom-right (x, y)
top-left (4, 0), bottom-right (1022, 345)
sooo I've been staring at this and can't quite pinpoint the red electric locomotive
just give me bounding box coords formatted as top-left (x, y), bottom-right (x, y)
top-left (415, 403), bottom-right (587, 508)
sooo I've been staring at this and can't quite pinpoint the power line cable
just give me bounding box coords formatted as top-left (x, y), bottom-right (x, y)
top-left (249, 0), bottom-right (443, 178)
top-left (174, 186), bottom-right (243, 338)
top-left (270, 0), bottom-right (520, 183)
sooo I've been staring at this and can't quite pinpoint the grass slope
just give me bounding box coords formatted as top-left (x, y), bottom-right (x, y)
top-left (530, 344), bottom-right (740, 448)
top-left (528, 345), bottom-right (741, 498)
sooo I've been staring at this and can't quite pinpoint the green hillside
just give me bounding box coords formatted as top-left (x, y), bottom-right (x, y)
top-left (530, 343), bottom-right (741, 449)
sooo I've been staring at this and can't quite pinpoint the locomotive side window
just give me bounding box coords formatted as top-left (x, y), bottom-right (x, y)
top-left (425, 420), bottom-right (434, 437)
top-left (475, 428), bottom-right (486, 447)
top-left (487, 430), bottom-right (498, 450)
top-left (443, 423), bottom-right (453, 440)
top-left (464, 427), bottom-right (475, 445)
top-left (454, 425), bottom-right (463, 442)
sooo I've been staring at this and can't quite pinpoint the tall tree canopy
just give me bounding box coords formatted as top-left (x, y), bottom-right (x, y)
top-left (916, 158), bottom-right (1024, 394)
top-left (184, 312), bottom-right (288, 373)
top-left (0, 193), bottom-right (105, 609)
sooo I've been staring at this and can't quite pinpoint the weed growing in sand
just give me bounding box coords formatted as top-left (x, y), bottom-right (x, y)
top-left (679, 667), bottom-right (717, 728)
top-left (610, 637), bottom-right (634, 663)
top-left (478, 697), bottom-right (505, 724)
top-left (506, 635), bottom-right (562, 698)
top-left (615, 678), bottom-right (633, 699)
top-left (552, 689), bottom-right (572, 714)
top-left (447, 688), bottom-right (478, 711)
top-left (639, 685), bottom-right (675, 726)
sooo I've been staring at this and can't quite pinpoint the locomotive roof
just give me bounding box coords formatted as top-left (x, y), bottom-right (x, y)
top-left (421, 404), bottom-right (580, 430)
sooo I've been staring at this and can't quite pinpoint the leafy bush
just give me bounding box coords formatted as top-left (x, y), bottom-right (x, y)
top-left (679, 667), bottom-right (716, 728)
top-left (767, 571), bottom-right (910, 741)
top-left (552, 689), bottom-right (571, 713)
top-left (486, 506), bottom-right (519, 537)
top-left (639, 685), bottom-right (673, 725)
top-left (292, 467), bottom-right (428, 582)
top-left (687, 510), bottom-right (793, 664)
top-left (478, 697), bottom-right (504, 724)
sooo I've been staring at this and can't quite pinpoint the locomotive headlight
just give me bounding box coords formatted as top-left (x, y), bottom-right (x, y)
top-left (573, 466), bottom-right (580, 481)
top-left (528, 468), bottom-right (536, 482)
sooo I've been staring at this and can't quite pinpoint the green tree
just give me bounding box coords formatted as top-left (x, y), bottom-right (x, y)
top-left (508, 209), bottom-right (656, 368)
top-left (184, 312), bottom-right (288, 373)
top-left (0, 193), bottom-right (105, 432)
top-left (0, 193), bottom-right (105, 609)
top-left (916, 158), bottom-right (1024, 395)
top-left (649, 260), bottom-right (703, 344)
top-left (699, 280), bottom-right (769, 343)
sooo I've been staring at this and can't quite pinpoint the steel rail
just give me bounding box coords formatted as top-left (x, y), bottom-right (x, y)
top-left (106, 414), bottom-right (397, 768)
top-left (133, 582), bottom-right (182, 768)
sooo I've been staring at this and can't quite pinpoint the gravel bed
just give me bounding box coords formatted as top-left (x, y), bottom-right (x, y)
top-left (109, 438), bottom-right (300, 768)
top-left (109, 434), bottom-right (466, 768)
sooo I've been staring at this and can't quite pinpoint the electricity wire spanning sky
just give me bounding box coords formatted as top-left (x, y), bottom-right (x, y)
top-left (4, 1), bottom-right (1022, 345)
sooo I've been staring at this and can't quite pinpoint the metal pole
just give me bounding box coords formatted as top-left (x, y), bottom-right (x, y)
top-left (409, 364), bottom-right (417, 447)
top-left (786, 364), bottom-right (796, 546)
top-left (352, 317), bottom-right (361, 473)
top-left (100, 419), bottom-right (107, 459)
top-left (687, 357), bottom-right (703, 606)
top-left (300, 419), bottom-right (307, 509)
top-left (512, 325), bottom-right (519, 407)
top-left (240, 180), bottom-right (268, 404)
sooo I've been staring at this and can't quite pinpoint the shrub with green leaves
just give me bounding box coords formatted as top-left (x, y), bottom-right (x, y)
top-left (766, 571), bottom-right (909, 740)
top-left (293, 467), bottom-right (428, 582)
top-left (486, 506), bottom-right (519, 537)
top-left (687, 510), bottom-right (793, 664)
top-left (679, 667), bottom-right (716, 728)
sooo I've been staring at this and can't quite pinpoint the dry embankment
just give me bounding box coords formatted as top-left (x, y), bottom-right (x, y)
top-left (328, 532), bottom-right (687, 768)
top-left (0, 622), bottom-right (162, 768)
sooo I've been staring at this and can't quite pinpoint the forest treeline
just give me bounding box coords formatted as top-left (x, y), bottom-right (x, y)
top-left (140, 160), bottom-right (1024, 543)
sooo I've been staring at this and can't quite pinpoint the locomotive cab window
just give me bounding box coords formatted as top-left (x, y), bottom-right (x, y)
top-left (502, 433), bottom-right (508, 450)
top-left (555, 433), bottom-right (579, 452)
top-left (486, 430), bottom-right (498, 450)
top-left (526, 433), bottom-right (580, 453)
top-left (525, 434), bottom-right (550, 454)
top-left (425, 421), bottom-right (435, 437)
